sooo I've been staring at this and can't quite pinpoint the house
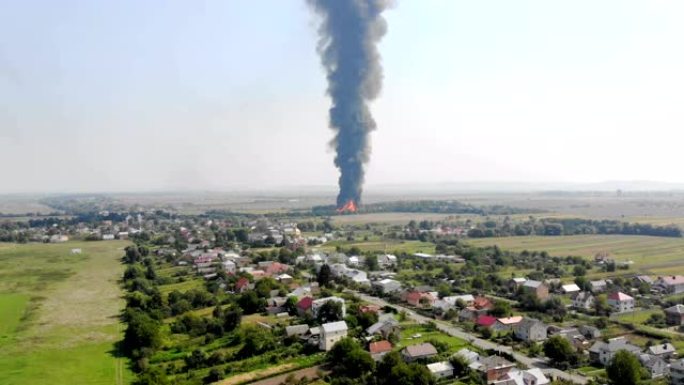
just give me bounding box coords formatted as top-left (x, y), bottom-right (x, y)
top-left (359, 304), bottom-right (380, 314)
top-left (647, 343), bottom-right (677, 359)
top-left (571, 291), bottom-right (595, 310)
top-left (71, 248), bottom-right (82, 254)
top-left (377, 254), bottom-right (397, 268)
top-left (509, 277), bottom-right (527, 290)
top-left (102, 234), bottom-right (115, 240)
top-left (607, 292), bottom-right (634, 313)
top-left (655, 275), bottom-right (684, 294)
top-left (476, 315), bottom-right (497, 329)
top-left (521, 280), bottom-right (549, 300)
top-left (235, 277), bottom-right (250, 293)
top-left (473, 355), bottom-right (516, 383)
top-left (296, 296), bottom-right (314, 316)
top-left (276, 273), bottom-right (293, 284)
top-left (494, 368), bottom-right (550, 385)
top-left (401, 343), bottom-right (438, 362)
top-left (459, 306), bottom-right (488, 322)
top-left (427, 361), bottom-right (454, 380)
top-left (222, 260), bottom-right (236, 274)
top-left (319, 321), bottom-right (348, 351)
top-left (589, 337), bottom-right (641, 366)
top-left (561, 284), bottom-right (581, 295)
top-left (406, 291), bottom-right (435, 307)
top-left (578, 325), bottom-right (602, 340)
top-left (638, 354), bottom-right (669, 379)
top-left (671, 359), bottom-right (684, 385)
top-left (312, 297), bottom-right (346, 319)
top-left (369, 340), bottom-right (392, 361)
top-left (373, 279), bottom-right (402, 294)
top-left (589, 279), bottom-right (608, 293)
top-left (366, 318), bottom-right (400, 339)
top-left (473, 296), bottom-right (494, 310)
top-left (456, 348), bottom-right (481, 368)
top-left (665, 304), bottom-right (684, 325)
top-left (285, 324), bottom-right (310, 338)
top-left (492, 316), bottom-right (523, 333)
top-left (514, 318), bottom-right (547, 342)
top-left (633, 275), bottom-right (654, 285)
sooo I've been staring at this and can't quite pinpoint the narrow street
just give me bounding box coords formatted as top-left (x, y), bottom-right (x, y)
top-left (353, 292), bottom-right (589, 385)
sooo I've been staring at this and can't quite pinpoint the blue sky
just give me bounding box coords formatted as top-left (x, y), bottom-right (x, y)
top-left (2, 1), bottom-right (684, 192)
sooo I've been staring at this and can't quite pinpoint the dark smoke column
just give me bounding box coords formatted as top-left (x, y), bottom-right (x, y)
top-left (307, 0), bottom-right (391, 209)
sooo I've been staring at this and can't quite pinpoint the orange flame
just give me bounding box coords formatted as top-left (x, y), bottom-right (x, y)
top-left (336, 200), bottom-right (358, 214)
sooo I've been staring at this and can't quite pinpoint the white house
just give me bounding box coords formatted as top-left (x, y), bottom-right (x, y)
top-left (377, 254), bottom-right (397, 268)
top-left (427, 361), bottom-right (454, 379)
top-left (561, 284), bottom-right (581, 294)
top-left (222, 260), bottom-right (236, 274)
top-left (607, 292), bottom-right (634, 313)
top-left (571, 291), bottom-right (595, 310)
top-left (373, 279), bottom-right (402, 294)
top-left (319, 321), bottom-right (348, 351)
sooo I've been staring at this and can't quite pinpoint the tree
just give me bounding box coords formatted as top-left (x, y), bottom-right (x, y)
top-left (238, 325), bottom-right (276, 358)
top-left (543, 335), bottom-right (577, 369)
top-left (123, 309), bottom-right (162, 354)
top-left (606, 350), bottom-right (641, 385)
top-left (327, 338), bottom-right (375, 378)
top-left (365, 256), bottom-right (379, 271)
top-left (238, 291), bottom-right (265, 314)
top-left (490, 300), bottom-right (512, 317)
top-left (134, 367), bottom-right (169, 385)
top-left (317, 264), bottom-right (332, 287)
top-left (317, 300), bottom-right (344, 324)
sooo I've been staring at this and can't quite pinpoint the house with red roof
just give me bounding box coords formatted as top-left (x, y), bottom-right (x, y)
top-left (406, 291), bottom-right (435, 308)
top-left (297, 296), bottom-right (314, 316)
top-left (473, 296), bottom-right (494, 310)
top-left (265, 262), bottom-right (290, 277)
top-left (656, 275), bottom-right (684, 294)
top-left (359, 304), bottom-right (381, 314)
top-left (476, 315), bottom-right (497, 328)
top-left (369, 340), bottom-right (393, 361)
top-left (607, 292), bottom-right (634, 313)
top-left (235, 277), bottom-right (250, 293)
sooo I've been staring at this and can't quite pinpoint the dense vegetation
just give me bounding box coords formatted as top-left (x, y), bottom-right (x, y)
top-left (467, 217), bottom-right (682, 238)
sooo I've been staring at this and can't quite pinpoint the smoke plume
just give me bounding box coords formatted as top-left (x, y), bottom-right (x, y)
top-left (307, 0), bottom-right (391, 208)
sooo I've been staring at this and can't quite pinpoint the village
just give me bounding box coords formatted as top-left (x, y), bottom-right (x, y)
top-left (6, 205), bottom-right (684, 385)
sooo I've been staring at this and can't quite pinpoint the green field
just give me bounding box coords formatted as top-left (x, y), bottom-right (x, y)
top-left (0, 241), bottom-right (133, 385)
top-left (468, 235), bottom-right (684, 275)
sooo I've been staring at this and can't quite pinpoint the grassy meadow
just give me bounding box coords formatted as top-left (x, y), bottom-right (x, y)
top-left (0, 240), bottom-right (133, 385)
top-left (467, 235), bottom-right (684, 276)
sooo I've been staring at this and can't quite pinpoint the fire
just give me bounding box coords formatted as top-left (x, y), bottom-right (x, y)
top-left (336, 200), bottom-right (358, 214)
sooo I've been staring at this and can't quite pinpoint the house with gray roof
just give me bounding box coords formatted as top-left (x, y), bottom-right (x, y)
top-left (401, 343), bottom-right (438, 362)
top-left (589, 337), bottom-right (642, 366)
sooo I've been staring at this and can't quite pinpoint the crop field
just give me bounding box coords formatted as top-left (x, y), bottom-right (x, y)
top-left (467, 235), bottom-right (684, 276)
top-left (0, 241), bottom-right (133, 385)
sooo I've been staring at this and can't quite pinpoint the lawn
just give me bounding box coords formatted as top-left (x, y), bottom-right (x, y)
top-left (467, 235), bottom-right (684, 275)
top-left (397, 324), bottom-right (469, 354)
top-left (0, 241), bottom-right (133, 385)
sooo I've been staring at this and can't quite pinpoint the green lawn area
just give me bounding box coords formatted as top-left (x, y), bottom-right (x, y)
top-left (0, 293), bottom-right (29, 342)
top-left (467, 235), bottom-right (684, 276)
top-left (396, 324), bottom-right (469, 354)
top-left (0, 241), bottom-right (133, 385)
top-left (615, 309), bottom-right (662, 325)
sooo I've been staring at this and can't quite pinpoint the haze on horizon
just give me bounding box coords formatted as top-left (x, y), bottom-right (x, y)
top-left (2, 1), bottom-right (684, 194)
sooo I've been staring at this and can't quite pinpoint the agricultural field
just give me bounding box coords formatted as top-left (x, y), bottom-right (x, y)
top-left (0, 241), bottom-right (133, 385)
top-left (467, 235), bottom-right (684, 276)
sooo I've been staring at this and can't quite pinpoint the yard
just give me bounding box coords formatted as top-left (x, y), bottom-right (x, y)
top-left (396, 323), bottom-right (469, 354)
top-left (0, 240), bottom-right (133, 385)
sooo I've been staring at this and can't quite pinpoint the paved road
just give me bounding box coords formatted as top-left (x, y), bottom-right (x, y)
top-left (353, 292), bottom-right (589, 385)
